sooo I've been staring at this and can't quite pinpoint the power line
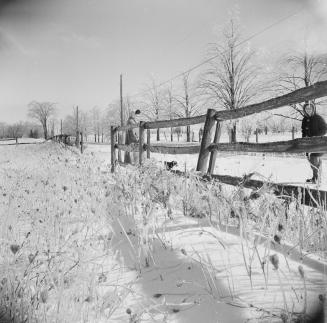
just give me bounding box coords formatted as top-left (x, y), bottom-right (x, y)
top-left (129, 6), bottom-right (304, 100)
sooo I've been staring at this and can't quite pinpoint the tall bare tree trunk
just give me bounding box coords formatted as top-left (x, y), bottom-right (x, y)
top-left (43, 123), bottom-right (48, 140)
top-left (186, 125), bottom-right (191, 142)
top-left (231, 123), bottom-right (236, 143)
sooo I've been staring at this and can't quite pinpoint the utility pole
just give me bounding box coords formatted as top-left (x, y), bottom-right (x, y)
top-left (60, 119), bottom-right (63, 135)
top-left (120, 74), bottom-right (124, 127)
top-left (76, 106), bottom-right (79, 130)
top-left (118, 74), bottom-right (124, 162)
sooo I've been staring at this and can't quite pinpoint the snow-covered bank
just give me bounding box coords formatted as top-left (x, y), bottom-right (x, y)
top-left (0, 142), bottom-right (325, 322)
top-left (0, 143), bottom-right (137, 322)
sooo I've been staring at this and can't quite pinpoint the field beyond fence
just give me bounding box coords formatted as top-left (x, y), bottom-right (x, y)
top-left (111, 80), bottom-right (327, 209)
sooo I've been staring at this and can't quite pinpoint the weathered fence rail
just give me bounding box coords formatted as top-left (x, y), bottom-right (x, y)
top-left (115, 143), bottom-right (200, 155)
top-left (173, 170), bottom-right (327, 208)
top-left (0, 138), bottom-right (19, 144)
top-left (0, 138), bottom-right (16, 141)
top-left (111, 80), bottom-right (327, 207)
top-left (213, 80), bottom-right (327, 121)
top-left (208, 136), bottom-right (327, 154)
top-left (0, 138), bottom-right (45, 145)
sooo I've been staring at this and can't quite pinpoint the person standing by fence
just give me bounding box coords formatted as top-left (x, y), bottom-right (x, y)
top-left (302, 102), bottom-right (327, 183)
top-left (124, 109), bottom-right (141, 165)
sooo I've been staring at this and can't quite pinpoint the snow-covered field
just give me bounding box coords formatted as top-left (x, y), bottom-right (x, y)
top-left (0, 141), bottom-right (326, 322)
top-left (86, 139), bottom-right (326, 188)
top-left (0, 138), bottom-right (45, 145)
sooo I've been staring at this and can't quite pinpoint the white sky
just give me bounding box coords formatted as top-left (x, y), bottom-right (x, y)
top-left (0, 0), bottom-right (326, 123)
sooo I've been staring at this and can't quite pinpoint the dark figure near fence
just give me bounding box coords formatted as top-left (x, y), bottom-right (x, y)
top-left (164, 160), bottom-right (178, 170)
top-left (124, 109), bottom-right (141, 165)
top-left (302, 102), bottom-right (327, 183)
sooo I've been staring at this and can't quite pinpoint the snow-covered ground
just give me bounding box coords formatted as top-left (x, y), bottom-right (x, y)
top-left (0, 138), bottom-right (45, 145)
top-left (86, 140), bottom-right (326, 188)
top-left (0, 142), bottom-right (326, 322)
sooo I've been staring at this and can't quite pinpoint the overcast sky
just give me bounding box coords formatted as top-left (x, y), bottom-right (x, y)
top-left (0, 0), bottom-right (326, 123)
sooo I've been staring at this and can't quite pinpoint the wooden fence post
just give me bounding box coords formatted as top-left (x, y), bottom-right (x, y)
top-left (292, 126), bottom-right (295, 140)
top-left (207, 121), bottom-right (222, 175)
top-left (147, 129), bottom-right (151, 159)
top-left (80, 131), bottom-right (83, 153)
top-left (196, 109), bottom-right (217, 172)
top-left (76, 131), bottom-right (80, 149)
top-left (111, 126), bottom-right (117, 173)
top-left (139, 122), bottom-right (145, 165)
top-left (118, 132), bottom-right (122, 163)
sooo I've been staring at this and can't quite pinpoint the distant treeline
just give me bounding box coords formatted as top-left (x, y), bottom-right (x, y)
top-left (0, 121), bottom-right (43, 139)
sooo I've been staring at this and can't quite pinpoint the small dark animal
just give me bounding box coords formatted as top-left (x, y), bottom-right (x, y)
top-left (164, 161), bottom-right (178, 170)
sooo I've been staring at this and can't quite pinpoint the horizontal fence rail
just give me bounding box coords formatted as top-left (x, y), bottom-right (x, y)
top-left (0, 141), bottom-right (42, 146)
top-left (147, 143), bottom-right (200, 154)
top-left (115, 124), bottom-right (139, 132)
top-left (115, 114), bottom-right (206, 132)
top-left (0, 138), bottom-right (17, 142)
top-left (209, 136), bottom-right (327, 154)
top-left (0, 138), bottom-right (44, 145)
top-left (110, 80), bottom-right (327, 209)
top-left (114, 80), bottom-right (327, 133)
top-left (173, 170), bottom-right (327, 208)
top-left (143, 115), bottom-right (206, 130)
top-left (210, 174), bottom-right (326, 208)
top-left (115, 143), bottom-right (200, 155)
top-left (214, 80), bottom-right (327, 121)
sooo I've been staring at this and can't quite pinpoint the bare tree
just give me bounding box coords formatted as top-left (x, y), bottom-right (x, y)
top-left (201, 17), bottom-right (260, 143)
top-left (101, 102), bottom-right (119, 146)
top-left (28, 101), bottom-right (56, 139)
top-left (91, 106), bottom-right (101, 142)
top-left (123, 95), bottom-right (137, 121)
top-left (62, 107), bottom-right (90, 142)
top-left (79, 110), bottom-right (92, 142)
top-left (276, 46), bottom-right (327, 118)
top-left (49, 118), bottom-right (56, 138)
top-left (162, 84), bottom-right (177, 141)
top-left (0, 122), bottom-right (6, 138)
top-left (22, 121), bottom-right (42, 138)
top-left (174, 73), bottom-right (202, 142)
top-left (62, 114), bottom-right (75, 135)
top-left (6, 122), bottom-right (24, 138)
top-left (141, 78), bottom-right (165, 141)
top-left (106, 101), bottom-right (120, 124)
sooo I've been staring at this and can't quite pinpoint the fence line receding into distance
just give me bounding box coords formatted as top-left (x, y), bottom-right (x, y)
top-left (110, 80), bottom-right (327, 208)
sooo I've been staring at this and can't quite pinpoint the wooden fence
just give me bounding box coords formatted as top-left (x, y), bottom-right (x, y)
top-left (0, 138), bottom-right (19, 144)
top-left (111, 80), bottom-right (327, 207)
top-left (0, 138), bottom-right (44, 146)
top-left (51, 131), bottom-right (84, 153)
